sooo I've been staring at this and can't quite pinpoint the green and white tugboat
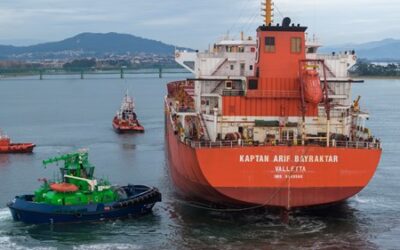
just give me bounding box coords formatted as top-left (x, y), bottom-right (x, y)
top-left (7, 150), bottom-right (161, 224)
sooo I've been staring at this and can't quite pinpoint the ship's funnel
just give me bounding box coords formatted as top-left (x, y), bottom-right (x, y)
top-left (282, 17), bottom-right (291, 27)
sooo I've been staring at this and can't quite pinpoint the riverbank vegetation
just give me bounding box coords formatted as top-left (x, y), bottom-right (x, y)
top-left (351, 60), bottom-right (400, 77)
top-left (0, 58), bottom-right (181, 75)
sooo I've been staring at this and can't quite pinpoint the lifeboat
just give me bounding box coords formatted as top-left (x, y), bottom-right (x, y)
top-left (50, 183), bottom-right (79, 193)
top-left (303, 69), bottom-right (323, 104)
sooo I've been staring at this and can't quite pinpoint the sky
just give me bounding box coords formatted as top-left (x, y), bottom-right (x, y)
top-left (0, 0), bottom-right (399, 49)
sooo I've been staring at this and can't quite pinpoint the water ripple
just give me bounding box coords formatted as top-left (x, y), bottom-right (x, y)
top-left (73, 243), bottom-right (142, 250)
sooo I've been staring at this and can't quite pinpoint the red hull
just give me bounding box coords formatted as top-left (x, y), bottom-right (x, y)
top-left (165, 110), bottom-right (382, 209)
top-left (112, 118), bottom-right (145, 133)
top-left (0, 143), bottom-right (36, 154)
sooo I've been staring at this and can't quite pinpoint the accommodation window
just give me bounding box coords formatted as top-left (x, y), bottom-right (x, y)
top-left (230, 65), bottom-right (234, 70)
top-left (249, 65), bottom-right (253, 71)
top-left (248, 79), bottom-right (258, 90)
top-left (225, 81), bottom-right (233, 89)
top-left (265, 37), bottom-right (275, 52)
top-left (282, 130), bottom-right (295, 141)
top-left (291, 37), bottom-right (302, 53)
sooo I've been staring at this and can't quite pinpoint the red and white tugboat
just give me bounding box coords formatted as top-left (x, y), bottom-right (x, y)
top-left (0, 130), bottom-right (35, 153)
top-left (113, 91), bottom-right (144, 133)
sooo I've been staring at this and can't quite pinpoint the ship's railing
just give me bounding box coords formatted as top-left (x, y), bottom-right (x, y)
top-left (317, 53), bottom-right (354, 61)
top-left (222, 90), bottom-right (245, 96)
top-left (197, 51), bottom-right (255, 59)
top-left (299, 140), bottom-right (381, 149)
top-left (187, 139), bottom-right (381, 150)
top-left (334, 140), bottom-right (381, 149)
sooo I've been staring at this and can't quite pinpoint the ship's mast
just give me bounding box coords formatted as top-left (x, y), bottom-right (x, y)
top-left (262, 0), bottom-right (274, 25)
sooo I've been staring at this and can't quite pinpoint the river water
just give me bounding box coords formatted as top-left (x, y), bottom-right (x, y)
top-left (0, 75), bottom-right (398, 250)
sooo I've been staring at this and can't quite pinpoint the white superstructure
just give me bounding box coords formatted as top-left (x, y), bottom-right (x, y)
top-left (169, 23), bottom-right (375, 148)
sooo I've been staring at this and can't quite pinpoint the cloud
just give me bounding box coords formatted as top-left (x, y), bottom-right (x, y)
top-left (0, 0), bottom-right (399, 48)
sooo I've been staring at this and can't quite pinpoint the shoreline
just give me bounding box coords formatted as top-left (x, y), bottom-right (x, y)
top-left (353, 76), bottom-right (400, 80)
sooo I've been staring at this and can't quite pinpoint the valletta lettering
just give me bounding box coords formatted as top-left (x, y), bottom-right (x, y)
top-left (275, 166), bottom-right (306, 173)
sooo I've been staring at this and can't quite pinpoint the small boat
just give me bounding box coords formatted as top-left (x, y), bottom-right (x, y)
top-left (7, 150), bottom-right (161, 224)
top-left (113, 91), bottom-right (144, 133)
top-left (0, 130), bottom-right (35, 154)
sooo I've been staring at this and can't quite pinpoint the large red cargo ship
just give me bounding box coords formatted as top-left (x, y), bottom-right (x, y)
top-left (165, 1), bottom-right (382, 209)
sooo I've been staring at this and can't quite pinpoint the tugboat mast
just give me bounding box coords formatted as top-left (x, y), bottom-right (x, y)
top-left (263, 0), bottom-right (274, 25)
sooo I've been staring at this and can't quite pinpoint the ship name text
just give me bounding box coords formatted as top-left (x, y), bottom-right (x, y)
top-left (239, 154), bottom-right (339, 163)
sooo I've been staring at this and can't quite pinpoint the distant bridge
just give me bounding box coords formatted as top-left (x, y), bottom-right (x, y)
top-left (0, 67), bottom-right (191, 80)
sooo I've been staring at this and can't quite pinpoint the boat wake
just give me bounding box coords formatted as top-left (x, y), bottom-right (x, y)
top-left (353, 195), bottom-right (394, 210)
top-left (353, 195), bottom-right (371, 204)
top-left (0, 235), bottom-right (57, 250)
top-left (73, 243), bottom-right (142, 250)
top-left (0, 236), bottom-right (14, 250)
top-left (287, 216), bottom-right (327, 235)
top-left (0, 208), bottom-right (10, 222)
